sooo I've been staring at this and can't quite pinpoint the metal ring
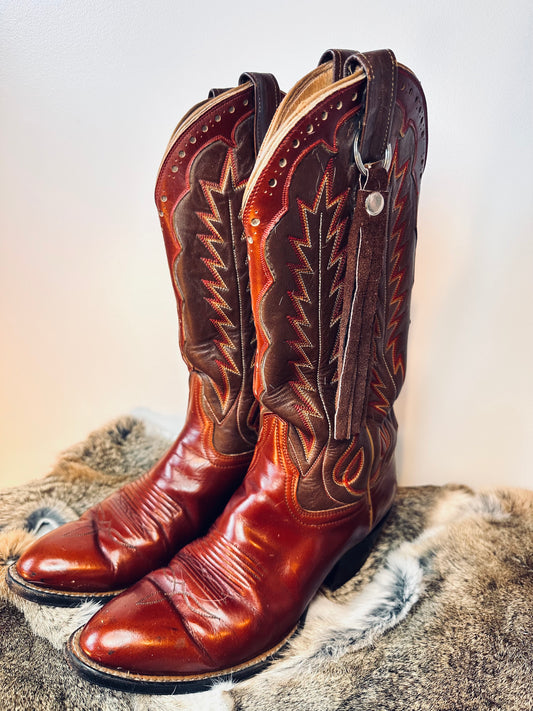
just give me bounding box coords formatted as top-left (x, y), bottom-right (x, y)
top-left (353, 132), bottom-right (392, 174)
top-left (353, 132), bottom-right (368, 177)
top-left (383, 143), bottom-right (392, 171)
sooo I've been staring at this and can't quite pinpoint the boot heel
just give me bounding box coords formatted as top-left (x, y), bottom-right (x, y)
top-left (324, 511), bottom-right (390, 592)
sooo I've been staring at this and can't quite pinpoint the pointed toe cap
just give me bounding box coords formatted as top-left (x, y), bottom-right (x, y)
top-left (16, 519), bottom-right (113, 592)
top-left (77, 577), bottom-right (212, 676)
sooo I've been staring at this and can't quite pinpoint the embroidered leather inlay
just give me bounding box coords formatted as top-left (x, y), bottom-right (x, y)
top-left (169, 112), bottom-right (258, 449)
top-left (368, 117), bottom-right (417, 418)
top-left (331, 439), bottom-right (365, 492)
top-left (196, 150), bottom-right (248, 413)
top-left (286, 160), bottom-right (349, 458)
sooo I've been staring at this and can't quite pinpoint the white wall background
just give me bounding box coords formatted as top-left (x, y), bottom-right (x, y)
top-left (1, 0), bottom-right (532, 491)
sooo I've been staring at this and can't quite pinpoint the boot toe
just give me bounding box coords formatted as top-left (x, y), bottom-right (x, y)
top-left (77, 577), bottom-right (210, 676)
top-left (16, 519), bottom-right (113, 592)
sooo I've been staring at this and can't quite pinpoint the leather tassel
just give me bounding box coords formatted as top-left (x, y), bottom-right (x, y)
top-left (335, 166), bottom-right (390, 440)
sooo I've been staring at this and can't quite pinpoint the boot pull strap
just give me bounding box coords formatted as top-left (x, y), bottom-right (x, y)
top-left (334, 50), bottom-right (398, 441)
top-left (318, 48), bottom-right (358, 82)
top-left (345, 49), bottom-right (397, 164)
top-left (239, 72), bottom-right (283, 155)
top-left (208, 87), bottom-right (231, 98)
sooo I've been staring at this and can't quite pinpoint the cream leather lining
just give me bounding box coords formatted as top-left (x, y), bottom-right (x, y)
top-left (243, 62), bottom-right (365, 209)
top-left (158, 82), bottom-right (252, 173)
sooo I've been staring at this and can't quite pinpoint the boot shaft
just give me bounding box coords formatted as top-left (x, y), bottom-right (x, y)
top-left (155, 75), bottom-right (282, 453)
top-left (243, 50), bottom-right (427, 510)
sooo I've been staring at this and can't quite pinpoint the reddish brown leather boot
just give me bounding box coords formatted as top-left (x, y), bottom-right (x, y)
top-left (67, 49), bottom-right (427, 692)
top-left (7, 73), bottom-right (283, 605)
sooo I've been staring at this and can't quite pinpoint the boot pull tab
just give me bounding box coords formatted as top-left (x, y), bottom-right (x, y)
top-left (334, 50), bottom-right (397, 441)
top-left (239, 72), bottom-right (283, 155)
top-left (208, 87), bottom-right (231, 98)
top-left (345, 49), bottom-right (397, 164)
top-left (318, 48), bottom-right (358, 82)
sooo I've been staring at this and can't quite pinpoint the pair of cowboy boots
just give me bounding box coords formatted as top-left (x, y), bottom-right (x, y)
top-left (8, 48), bottom-right (428, 693)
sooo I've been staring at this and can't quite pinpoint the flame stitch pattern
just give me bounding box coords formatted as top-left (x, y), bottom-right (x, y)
top-left (369, 146), bottom-right (412, 415)
top-left (196, 151), bottom-right (247, 413)
top-left (286, 161), bottom-right (349, 458)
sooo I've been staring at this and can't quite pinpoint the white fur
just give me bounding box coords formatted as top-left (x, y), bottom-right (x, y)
top-left (428, 488), bottom-right (506, 530)
top-left (13, 597), bottom-right (103, 651)
top-left (132, 683), bottom-right (235, 711)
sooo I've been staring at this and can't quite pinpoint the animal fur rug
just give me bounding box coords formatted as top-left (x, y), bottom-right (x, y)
top-left (1, 413), bottom-right (532, 710)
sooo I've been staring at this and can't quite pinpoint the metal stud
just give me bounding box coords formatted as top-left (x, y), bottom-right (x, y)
top-left (251, 218), bottom-right (260, 226)
top-left (365, 192), bottom-right (384, 216)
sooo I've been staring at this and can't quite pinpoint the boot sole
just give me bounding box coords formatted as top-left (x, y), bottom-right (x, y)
top-left (6, 564), bottom-right (125, 607)
top-left (66, 622), bottom-right (300, 694)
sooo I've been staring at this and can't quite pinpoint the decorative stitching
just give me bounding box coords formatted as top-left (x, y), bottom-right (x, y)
top-left (196, 150), bottom-right (247, 413)
top-left (285, 161), bottom-right (349, 458)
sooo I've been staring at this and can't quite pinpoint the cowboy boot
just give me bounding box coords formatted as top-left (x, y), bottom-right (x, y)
top-left (66, 48), bottom-right (428, 691)
top-left (8, 72), bottom-right (283, 605)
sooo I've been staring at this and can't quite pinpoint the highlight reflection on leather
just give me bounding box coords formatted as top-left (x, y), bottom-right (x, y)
top-left (78, 413), bottom-right (391, 675)
top-left (71, 49), bottom-right (428, 688)
top-left (14, 76), bottom-right (283, 599)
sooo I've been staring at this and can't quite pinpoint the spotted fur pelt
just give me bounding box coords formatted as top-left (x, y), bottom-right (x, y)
top-left (1, 415), bottom-right (532, 711)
